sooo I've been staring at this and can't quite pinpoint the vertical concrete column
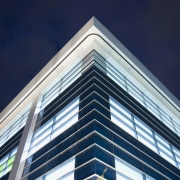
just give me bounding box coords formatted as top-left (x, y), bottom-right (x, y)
top-left (8, 94), bottom-right (43, 180)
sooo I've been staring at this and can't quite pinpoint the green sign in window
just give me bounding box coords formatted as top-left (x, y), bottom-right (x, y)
top-left (0, 163), bottom-right (6, 177)
top-left (7, 155), bottom-right (16, 171)
top-left (0, 154), bottom-right (16, 178)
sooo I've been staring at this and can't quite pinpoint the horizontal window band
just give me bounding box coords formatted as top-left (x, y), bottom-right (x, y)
top-left (31, 80), bottom-right (179, 172)
top-left (39, 67), bottom-right (179, 147)
top-left (0, 128), bottom-right (23, 159)
top-left (40, 66), bottom-right (179, 148)
top-left (22, 119), bottom-right (179, 179)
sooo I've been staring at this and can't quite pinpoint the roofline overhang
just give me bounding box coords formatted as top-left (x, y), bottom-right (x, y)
top-left (0, 16), bottom-right (179, 128)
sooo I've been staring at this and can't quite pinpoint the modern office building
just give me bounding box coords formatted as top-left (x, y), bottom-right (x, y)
top-left (0, 17), bottom-right (180, 180)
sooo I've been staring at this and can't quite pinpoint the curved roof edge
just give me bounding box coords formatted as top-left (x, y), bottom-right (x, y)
top-left (0, 16), bottom-right (179, 124)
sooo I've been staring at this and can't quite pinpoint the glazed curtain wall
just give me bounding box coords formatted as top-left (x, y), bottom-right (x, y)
top-left (28, 97), bottom-right (79, 157)
top-left (110, 96), bottom-right (180, 169)
top-left (107, 60), bottom-right (180, 137)
top-left (21, 50), bottom-right (179, 180)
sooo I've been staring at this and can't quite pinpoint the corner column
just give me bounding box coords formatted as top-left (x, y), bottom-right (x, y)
top-left (8, 94), bottom-right (42, 180)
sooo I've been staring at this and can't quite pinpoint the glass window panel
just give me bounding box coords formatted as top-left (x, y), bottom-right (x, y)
top-left (111, 109), bottom-right (133, 127)
top-left (108, 59), bottom-right (178, 138)
top-left (7, 155), bottom-right (15, 166)
top-left (11, 148), bottom-right (18, 156)
top-left (116, 172), bottom-right (129, 180)
top-left (163, 122), bottom-right (175, 132)
top-left (127, 81), bottom-right (144, 105)
top-left (7, 164), bottom-right (13, 172)
top-left (42, 91), bottom-right (59, 107)
top-left (127, 81), bottom-right (139, 93)
top-left (145, 174), bottom-right (155, 180)
top-left (46, 86), bottom-right (60, 99)
top-left (136, 127), bottom-right (154, 143)
top-left (173, 147), bottom-right (180, 157)
top-left (128, 90), bottom-right (144, 105)
top-left (115, 157), bottom-right (143, 180)
top-left (7, 155), bottom-right (15, 172)
top-left (61, 74), bottom-right (77, 93)
top-left (110, 98), bottom-right (131, 119)
top-left (44, 157), bottom-right (74, 180)
top-left (157, 143), bottom-right (173, 157)
top-left (146, 105), bottom-right (160, 118)
top-left (41, 62), bottom-right (81, 110)
top-left (29, 97), bottom-right (79, 156)
top-left (108, 73), bottom-right (127, 90)
top-left (10, 123), bottom-right (19, 131)
top-left (107, 64), bottom-right (127, 90)
top-left (34, 120), bottom-right (53, 138)
top-left (32, 128), bottom-right (52, 147)
top-left (0, 157), bottom-right (8, 165)
top-left (43, 80), bottom-right (61, 99)
top-left (134, 117), bottom-right (152, 134)
top-left (160, 151), bottom-right (176, 166)
top-left (0, 163), bottom-right (6, 173)
top-left (162, 116), bottom-right (173, 125)
top-left (0, 110), bottom-right (29, 147)
top-left (55, 107), bottom-right (78, 126)
top-left (0, 148), bottom-right (17, 178)
top-left (52, 115), bottom-right (78, 140)
top-left (174, 122), bottom-right (180, 132)
top-left (29, 136), bottom-right (50, 156)
top-left (144, 96), bottom-right (157, 109)
top-left (175, 156), bottom-right (180, 164)
top-left (111, 116), bottom-right (135, 137)
top-left (55, 99), bottom-right (79, 121)
top-left (146, 102), bottom-right (158, 112)
top-left (155, 134), bottom-right (169, 147)
top-left (137, 135), bottom-right (157, 153)
top-left (58, 172), bottom-right (74, 180)
top-left (160, 110), bottom-right (171, 120)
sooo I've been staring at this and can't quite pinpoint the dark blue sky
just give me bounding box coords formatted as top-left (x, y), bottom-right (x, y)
top-left (0, 0), bottom-right (180, 112)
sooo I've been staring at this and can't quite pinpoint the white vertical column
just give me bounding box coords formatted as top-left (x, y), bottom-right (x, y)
top-left (8, 94), bottom-right (43, 180)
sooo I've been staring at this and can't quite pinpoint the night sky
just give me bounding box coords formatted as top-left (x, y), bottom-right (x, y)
top-left (0, 0), bottom-right (180, 112)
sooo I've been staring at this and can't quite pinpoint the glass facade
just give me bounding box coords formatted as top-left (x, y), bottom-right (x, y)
top-left (110, 96), bottom-right (180, 168)
top-left (0, 20), bottom-right (179, 180)
top-left (107, 60), bottom-right (180, 137)
top-left (40, 62), bottom-right (82, 110)
top-left (19, 51), bottom-right (179, 180)
top-left (35, 157), bottom-right (75, 180)
top-left (115, 157), bottom-right (154, 180)
top-left (28, 97), bottom-right (79, 156)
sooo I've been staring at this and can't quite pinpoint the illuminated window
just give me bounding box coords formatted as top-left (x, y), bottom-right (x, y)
top-left (36, 157), bottom-right (75, 180)
top-left (106, 61), bottom-right (179, 137)
top-left (110, 96), bottom-right (180, 169)
top-left (115, 157), bottom-right (154, 180)
top-left (0, 110), bottom-right (29, 148)
top-left (41, 62), bottom-right (81, 109)
top-left (29, 97), bottom-right (79, 156)
top-left (0, 148), bottom-right (17, 178)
